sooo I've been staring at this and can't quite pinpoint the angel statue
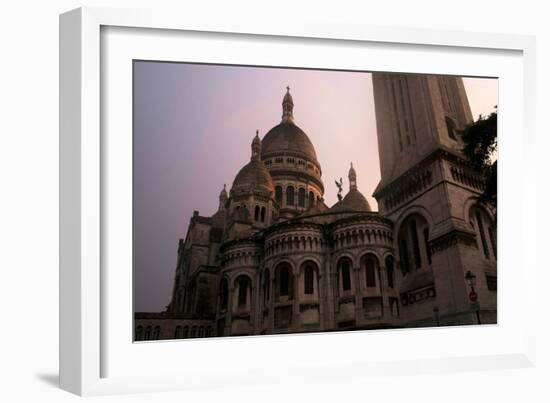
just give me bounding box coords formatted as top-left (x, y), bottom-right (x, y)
top-left (335, 177), bottom-right (343, 202)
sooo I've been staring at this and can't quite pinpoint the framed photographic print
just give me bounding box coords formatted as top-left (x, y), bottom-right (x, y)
top-left (60, 6), bottom-right (536, 396)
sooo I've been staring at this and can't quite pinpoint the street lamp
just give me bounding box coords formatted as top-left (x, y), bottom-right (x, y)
top-left (464, 270), bottom-right (481, 324)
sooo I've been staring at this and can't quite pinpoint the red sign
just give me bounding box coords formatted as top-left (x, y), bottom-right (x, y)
top-left (469, 290), bottom-right (478, 302)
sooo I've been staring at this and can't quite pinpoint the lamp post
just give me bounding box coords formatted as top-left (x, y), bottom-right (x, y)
top-left (464, 270), bottom-right (481, 324)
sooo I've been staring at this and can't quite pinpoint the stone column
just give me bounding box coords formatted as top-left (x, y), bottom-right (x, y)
top-left (251, 273), bottom-right (260, 334)
top-left (292, 267), bottom-right (300, 332)
top-left (329, 269), bottom-right (338, 329)
top-left (353, 264), bottom-right (362, 325)
top-left (269, 274), bottom-right (275, 333)
top-left (316, 265), bottom-right (324, 331)
top-left (225, 284), bottom-right (234, 335)
top-left (378, 262), bottom-right (388, 320)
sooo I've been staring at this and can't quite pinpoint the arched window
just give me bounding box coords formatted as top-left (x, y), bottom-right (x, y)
top-left (445, 116), bottom-right (457, 140)
top-left (488, 226), bottom-right (497, 258)
top-left (338, 258), bottom-right (352, 292)
top-left (183, 326), bottom-right (189, 338)
top-left (275, 186), bottom-right (283, 205)
top-left (206, 326), bottom-right (212, 337)
top-left (298, 188), bottom-right (306, 207)
top-left (398, 214), bottom-right (431, 273)
top-left (135, 326), bottom-right (143, 341)
top-left (153, 326), bottom-right (161, 340)
top-left (364, 255), bottom-right (377, 287)
top-left (470, 205), bottom-right (496, 260)
top-left (144, 326), bottom-right (152, 340)
top-left (423, 227), bottom-right (432, 264)
top-left (219, 278), bottom-right (229, 311)
top-left (237, 276), bottom-right (250, 307)
top-left (304, 263), bottom-right (314, 294)
top-left (409, 219), bottom-right (421, 269)
top-left (280, 266), bottom-right (290, 296)
top-left (309, 191), bottom-right (315, 207)
top-left (385, 256), bottom-right (395, 289)
top-left (275, 263), bottom-right (293, 299)
top-left (399, 239), bottom-right (410, 275)
top-left (254, 205), bottom-right (260, 221)
top-left (286, 186), bottom-right (295, 206)
top-left (190, 326), bottom-right (197, 338)
top-left (198, 326), bottom-right (204, 338)
top-left (174, 326), bottom-right (182, 339)
top-left (260, 207), bottom-right (266, 222)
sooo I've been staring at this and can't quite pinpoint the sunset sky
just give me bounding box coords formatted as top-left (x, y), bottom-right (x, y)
top-left (133, 61), bottom-right (498, 312)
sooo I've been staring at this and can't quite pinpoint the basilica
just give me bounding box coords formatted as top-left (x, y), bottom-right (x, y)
top-left (135, 73), bottom-right (497, 341)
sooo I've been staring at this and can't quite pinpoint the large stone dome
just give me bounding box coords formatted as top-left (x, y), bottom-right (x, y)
top-left (231, 133), bottom-right (274, 196)
top-left (231, 160), bottom-right (274, 195)
top-left (261, 122), bottom-right (318, 163)
top-left (255, 88), bottom-right (325, 215)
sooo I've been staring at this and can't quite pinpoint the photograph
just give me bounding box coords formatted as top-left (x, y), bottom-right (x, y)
top-left (132, 61), bottom-right (498, 341)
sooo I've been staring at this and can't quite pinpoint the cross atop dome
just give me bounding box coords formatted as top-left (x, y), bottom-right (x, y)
top-left (281, 86), bottom-right (294, 123)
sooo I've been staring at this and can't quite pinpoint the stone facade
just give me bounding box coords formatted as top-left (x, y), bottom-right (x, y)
top-left (135, 77), bottom-right (497, 341)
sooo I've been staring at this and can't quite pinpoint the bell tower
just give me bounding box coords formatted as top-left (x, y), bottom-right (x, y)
top-left (372, 73), bottom-right (497, 326)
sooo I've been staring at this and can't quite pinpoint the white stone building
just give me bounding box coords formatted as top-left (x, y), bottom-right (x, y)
top-left (135, 75), bottom-right (496, 341)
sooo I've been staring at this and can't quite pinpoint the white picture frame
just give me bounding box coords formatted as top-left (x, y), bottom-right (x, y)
top-left (59, 6), bottom-right (537, 396)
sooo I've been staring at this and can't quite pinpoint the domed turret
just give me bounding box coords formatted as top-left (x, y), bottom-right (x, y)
top-left (331, 163), bottom-right (372, 212)
top-left (218, 184), bottom-right (228, 211)
top-left (211, 183), bottom-right (228, 228)
top-left (281, 85), bottom-right (294, 123)
top-left (260, 88), bottom-right (324, 218)
top-left (251, 130), bottom-right (261, 160)
top-left (225, 131), bottom-right (278, 235)
top-left (231, 131), bottom-right (274, 196)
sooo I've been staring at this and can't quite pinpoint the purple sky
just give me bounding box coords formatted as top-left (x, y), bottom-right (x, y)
top-left (133, 61), bottom-right (498, 312)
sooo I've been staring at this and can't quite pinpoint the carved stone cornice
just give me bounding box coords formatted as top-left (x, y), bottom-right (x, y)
top-left (263, 220), bottom-right (324, 238)
top-left (400, 284), bottom-right (436, 306)
top-left (265, 168), bottom-right (324, 191)
top-left (430, 228), bottom-right (477, 253)
top-left (331, 212), bottom-right (394, 229)
top-left (219, 238), bottom-right (262, 254)
top-left (449, 164), bottom-right (486, 192)
top-left (373, 146), bottom-right (482, 206)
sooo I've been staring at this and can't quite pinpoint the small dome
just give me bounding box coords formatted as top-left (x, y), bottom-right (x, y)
top-left (341, 189), bottom-right (372, 211)
top-left (261, 122), bottom-right (318, 162)
top-left (331, 189), bottom-right (372, 212)
top-left (232, 131), bottom-right (275, 196)
top-left (231, 160), bottom-right (274, 195)
top-left (330, 162), bottom-right (371, 212)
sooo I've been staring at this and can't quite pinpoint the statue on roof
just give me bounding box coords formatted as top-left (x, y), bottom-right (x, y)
top-left (335, 177), bottom-right (343, 201)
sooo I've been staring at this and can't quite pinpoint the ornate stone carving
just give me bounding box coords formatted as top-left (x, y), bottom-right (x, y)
top-left (430, 229), bottom-right (477, 253)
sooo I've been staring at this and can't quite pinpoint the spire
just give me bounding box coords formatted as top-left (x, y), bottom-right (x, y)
top-left (218, 184), bottom-right (228, 211)
top-left (251, 130), bottom-right (261, 161)
top-left (348, 162), bottom-right (357, 190)
top-left (281, 86), bottom-right (294, 123)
